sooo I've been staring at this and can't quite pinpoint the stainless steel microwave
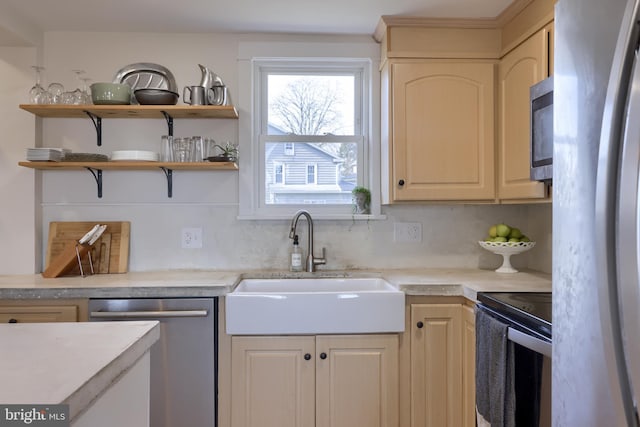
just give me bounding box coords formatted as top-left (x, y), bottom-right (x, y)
top-left (530, 76), bottom-right (553, 182)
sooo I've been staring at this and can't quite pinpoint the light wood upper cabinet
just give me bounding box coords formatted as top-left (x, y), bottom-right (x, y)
top-left (498, 25), bottom-right (553, 201)
top-left (231, 334), bottom-right (398, 427)
top-left (383, 60), bottom-right (496, 203)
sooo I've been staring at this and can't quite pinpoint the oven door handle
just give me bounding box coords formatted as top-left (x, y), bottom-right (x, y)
top-left (508, 327), bottom-right (552, 358)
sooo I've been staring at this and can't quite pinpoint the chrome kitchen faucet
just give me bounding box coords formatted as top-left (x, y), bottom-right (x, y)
top-left (289, 210), bottom-right (326, 272)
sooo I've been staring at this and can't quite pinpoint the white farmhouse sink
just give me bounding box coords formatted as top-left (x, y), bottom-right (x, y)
top-left (225, 277), bottom-right (405, 335)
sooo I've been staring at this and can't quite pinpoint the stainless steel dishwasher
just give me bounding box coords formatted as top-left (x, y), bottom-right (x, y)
top-left (89, 298), bottom-right (217, 427)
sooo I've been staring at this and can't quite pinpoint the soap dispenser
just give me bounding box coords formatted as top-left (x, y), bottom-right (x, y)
top-left (290, 235), bottom-right (303, 272)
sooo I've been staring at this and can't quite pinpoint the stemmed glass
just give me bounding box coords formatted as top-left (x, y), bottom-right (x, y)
top-left (79, 77), bottom-right (92, 104)
top-left (28, 66), bottom-right (47, 104)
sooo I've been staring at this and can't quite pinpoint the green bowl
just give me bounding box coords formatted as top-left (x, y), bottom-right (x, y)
top-left (90, 83), bottom-right (131, 105)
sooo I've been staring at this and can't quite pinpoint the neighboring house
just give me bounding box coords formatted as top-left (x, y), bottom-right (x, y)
top-left (265, 123), bottom-right (352, 204)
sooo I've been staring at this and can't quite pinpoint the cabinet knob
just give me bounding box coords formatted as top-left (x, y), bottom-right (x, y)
top-left (416, 321), bottom-right (424, 329)
top-left (320, 352), bottom-right (327, 360)
top-left (8, 318), bottom-right (17, 324)
top-left (304, 353), bottom-right (311, 361)
top-left (398, 179), bottom-right (405, 186)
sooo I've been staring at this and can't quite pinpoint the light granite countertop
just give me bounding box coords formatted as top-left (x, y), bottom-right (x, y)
top-left (0, 320), bottom-right (159, 422)
top-left (0, 268), bottom-right (551, 302)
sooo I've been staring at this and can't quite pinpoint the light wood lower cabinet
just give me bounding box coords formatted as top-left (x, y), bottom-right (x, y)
top-left (231, 334), bottom-right (399, 427)
top-left (0, 299), bottom-right (88, 323)
top-left (400, 298), bottom-right (476, 427)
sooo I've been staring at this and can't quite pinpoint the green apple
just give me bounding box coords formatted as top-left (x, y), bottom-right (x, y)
top-left (496, 223), bottom-right (511, 238)
top-left (508, 237), bottom-right (520, 243)
top-left (494, 236), bottom-right (508, 242)
top-left (509, 227), bottom-right (523, 239)
top-left (521, 235), bottom-right (531, 242)
top-left (488, 225), bottom-right (498, 238)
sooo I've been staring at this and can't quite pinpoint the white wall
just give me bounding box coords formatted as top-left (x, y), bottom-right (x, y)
top-left (0, 47), bottom-right (39, 274)
top-left (5, 30), bottom-right (552, 274)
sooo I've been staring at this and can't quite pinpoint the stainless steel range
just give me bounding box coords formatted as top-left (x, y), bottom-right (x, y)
top-left (476, 292), bottom-right (552, 427)
top-left (477, 292), bottom-right (551, 355)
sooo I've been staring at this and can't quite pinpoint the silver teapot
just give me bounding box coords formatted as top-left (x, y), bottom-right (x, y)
top-left (198, 64), bottom-right (227, 105)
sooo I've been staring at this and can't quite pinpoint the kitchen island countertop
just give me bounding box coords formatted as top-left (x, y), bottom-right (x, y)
top-left (0, 268), bottom-right (550, 301)
top-left (0, 320), bottom-right (159, 422)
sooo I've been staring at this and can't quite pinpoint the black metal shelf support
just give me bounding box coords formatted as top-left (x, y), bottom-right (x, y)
top-left (161, 111), bottom-right (174, 136)
top-left (85, 167), bottom-right (103, 198)
top-left (84, 111), bottom-right (102, 146)
top-left (160, 167), bottom-right (173, 198)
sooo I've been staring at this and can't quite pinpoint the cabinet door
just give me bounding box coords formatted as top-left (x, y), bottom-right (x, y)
top-left (231, 336), bottom-right (315, 427)
top-left (462, 305), bottom-right (476, 427)
top-left (411, 304), bottom-right (462, 427)
top-left (498, 29), bottom-right (549, 200)
top-left (0, 305), bottom-right (78, 323)
top-left (316, 334), bottom-right (398, 427)
top-left (390, 61), bottom-right (496, 201)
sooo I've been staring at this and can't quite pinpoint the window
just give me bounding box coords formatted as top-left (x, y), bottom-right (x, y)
top-left (306, 164), bottom-right (317, 185)
top-left (284, 143), bottom-right (295, 156)
top-left (238, 45), bottom-right (380, 219)
top-left (274, 163), bottom-right (285, 184)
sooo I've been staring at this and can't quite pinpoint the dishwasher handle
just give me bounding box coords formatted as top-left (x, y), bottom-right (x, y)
top-left (90, 309), bottom-right (208, 319)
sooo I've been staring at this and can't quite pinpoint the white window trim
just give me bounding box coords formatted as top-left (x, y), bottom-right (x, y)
top-left (237, 41), bottom-right (385, 220)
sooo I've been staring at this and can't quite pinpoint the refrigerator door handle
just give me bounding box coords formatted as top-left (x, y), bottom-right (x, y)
top-left (616, 50), bottom-right (640, 425)
top-left (596, 1), bottom-right (640, 425)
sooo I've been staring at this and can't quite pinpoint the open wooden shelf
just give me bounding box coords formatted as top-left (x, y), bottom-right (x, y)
top-left (19, 104), bottom-right (239, 119)
top-left (18, 161), bottom-right (238, 171)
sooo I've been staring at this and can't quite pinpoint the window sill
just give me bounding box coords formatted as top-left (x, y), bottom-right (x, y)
top-left (236, 213), bottom-right (387, 221)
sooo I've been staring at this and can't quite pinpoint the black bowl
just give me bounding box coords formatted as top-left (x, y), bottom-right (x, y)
top-left (134, 88), bottom-right (179, 105)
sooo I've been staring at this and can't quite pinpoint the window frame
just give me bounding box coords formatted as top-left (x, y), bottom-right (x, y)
top-left (237, 45), bottom-right (383, 220)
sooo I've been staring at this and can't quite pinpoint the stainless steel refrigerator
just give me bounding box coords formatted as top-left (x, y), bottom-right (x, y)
top-left (555, 0), bottom-right (640, 425)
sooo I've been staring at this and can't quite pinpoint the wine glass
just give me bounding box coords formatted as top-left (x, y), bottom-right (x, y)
top-left (28, 66), bottom-right (47, 104)
top-left (71, 70), bottom-right (86, 104)
top-left (79, 77), bottom-right (92, 104)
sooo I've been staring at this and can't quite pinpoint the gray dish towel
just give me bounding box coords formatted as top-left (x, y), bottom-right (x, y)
top-left (475, 308), bottom-right (515, 427)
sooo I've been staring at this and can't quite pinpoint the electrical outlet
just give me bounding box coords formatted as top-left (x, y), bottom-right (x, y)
top-left (394, 222), bottom-right (422, 243)
top-left (181, 227), bottom-right (203, 249)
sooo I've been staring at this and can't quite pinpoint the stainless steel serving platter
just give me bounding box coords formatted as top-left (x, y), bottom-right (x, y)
top-left (113, 63), bottom-right (178, 104)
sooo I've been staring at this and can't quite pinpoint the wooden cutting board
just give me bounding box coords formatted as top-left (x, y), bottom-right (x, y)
top-left (45, 222), bottom-right (130, 274)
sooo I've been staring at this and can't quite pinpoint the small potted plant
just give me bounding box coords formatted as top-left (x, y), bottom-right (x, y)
top-left (209, 141), bottom-right (239, 162)
top-left (352, 186), bottom-right (371, 214)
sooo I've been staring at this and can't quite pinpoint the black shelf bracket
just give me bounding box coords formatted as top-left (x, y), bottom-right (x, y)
top-left (85, 167), bottom-right (103, 198)
top-left (84, 111), bottom-right (102, 146)
top-left (161, 111), bottom-right (174, 136)
top-left (160, 167), bottom-right (173, 198)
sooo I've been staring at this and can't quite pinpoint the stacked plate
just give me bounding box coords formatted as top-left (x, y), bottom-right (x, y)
top-left (26, 148), bottom-right (70, 162)
top-left (110, 150), bottom-right (159, 162)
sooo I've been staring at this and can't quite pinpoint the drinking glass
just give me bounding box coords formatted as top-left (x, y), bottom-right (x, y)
top-left (28, 66), bottom-right (47, 104)
top-left (161, 135), bottom-right (174, 162)
top-left (172, 137), bottom-right (192, 163)
top-left (191, 136), bottom-right (204, 162)
top-left (47, 82), bottom-right (65, 104)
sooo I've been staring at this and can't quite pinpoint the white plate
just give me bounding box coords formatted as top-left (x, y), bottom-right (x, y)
top-left (110, 150), bottom-right (159, 162)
